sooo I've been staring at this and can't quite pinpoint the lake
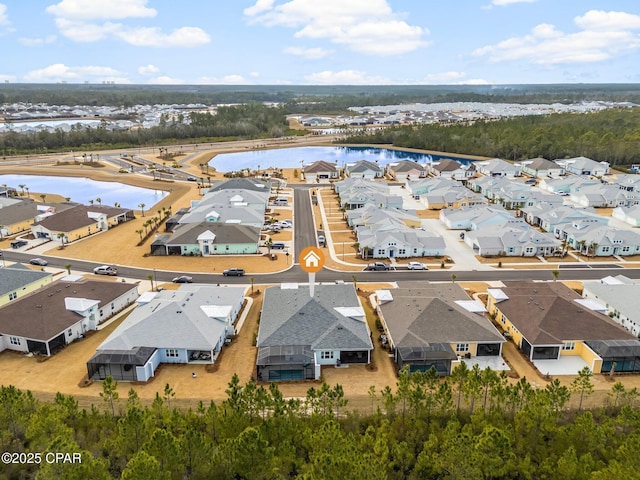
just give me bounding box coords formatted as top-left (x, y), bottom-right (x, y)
top-left (209, 146), bottom-right (478, 171)
top-left (0, 174), bottom-right (168, 209)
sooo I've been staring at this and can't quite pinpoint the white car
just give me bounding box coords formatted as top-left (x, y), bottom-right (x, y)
top-left (93, 265), bottom-right (118, 276)
top-left (407, 261), bottom-right (427, 270)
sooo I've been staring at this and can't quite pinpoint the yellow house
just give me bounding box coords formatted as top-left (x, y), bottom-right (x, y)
top-left (487, 281), bottom-right (638, 374)
top-left (0, 264), bottom-right (53, 308)
top-left (0, 199), bottom-right (41, 236)
top-left (375, 283), bottom-right (505, 375)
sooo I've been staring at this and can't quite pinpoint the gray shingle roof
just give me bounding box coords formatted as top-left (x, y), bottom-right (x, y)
top-left (0, 264), bottom-right (52, 297)
top-left (258, 285), bottom-right (372, 351)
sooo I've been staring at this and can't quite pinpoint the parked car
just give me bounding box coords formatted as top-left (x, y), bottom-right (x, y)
top-left (93, 265), bottom-right (118, 276)
top-left (11, 240), bottom-right (28, 249)
top-left (278, 220), bottom-right (292, 228)
top-left (186, 176), bottom-right (197, 181)
top-left (271, 242), bottom-right (286, 250)
top-left (223, 268), bottom-right (245, 277)
top-left (29, 258), bottom-right (48, 266)
top-left (407, 261), bottom-right (427, 270)
top-left (525, 178), bottom-right (537, 184)
top-left (172, 275), bottom-right (193, 283)
top-left (365, 262), bottom-right (391, 271)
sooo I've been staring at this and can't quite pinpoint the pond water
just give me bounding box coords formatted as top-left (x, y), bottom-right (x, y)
top-left (209, 146), bottom-right (477, 171)
top-left (0, 174), bottom-right (168, 209)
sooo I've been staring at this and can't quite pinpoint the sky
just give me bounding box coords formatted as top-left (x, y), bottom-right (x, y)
top-left (0, 0), bottom-right (639, 85)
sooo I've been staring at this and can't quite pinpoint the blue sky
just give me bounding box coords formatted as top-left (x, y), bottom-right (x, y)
top-left (1, 0), bottom-right (639, 85)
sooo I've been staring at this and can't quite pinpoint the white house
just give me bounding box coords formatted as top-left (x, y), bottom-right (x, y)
top-left (556, 157), bottom-right (610, 177)
top-left (521, 158), bottom-right (565, 178)
top-left (612, 205), bottom-right (640, 227)
top-left (475, 158), bottom-right (522, 178)
top-left (582, 276), bottom-right (640, 336)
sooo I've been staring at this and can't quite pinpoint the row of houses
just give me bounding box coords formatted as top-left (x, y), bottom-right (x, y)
top-left (151, 178), bottom-right (272, 256)
top-left (0, 196), bottom-right (134, 243)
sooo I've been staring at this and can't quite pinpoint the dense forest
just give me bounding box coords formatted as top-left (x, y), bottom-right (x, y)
top-left (0, 103), bottom-right (291, 154)
top-left (2, 366), bottom-right (639, 479)
top-left (341, 108), bottom-right (640, 166)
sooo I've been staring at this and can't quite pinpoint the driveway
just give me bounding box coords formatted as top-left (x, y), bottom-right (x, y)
top-left (422, 218), bottom-right (491, 271)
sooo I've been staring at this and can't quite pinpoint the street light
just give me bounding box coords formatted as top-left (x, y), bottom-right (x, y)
top-left (285, 249), bottom-right (290, 265)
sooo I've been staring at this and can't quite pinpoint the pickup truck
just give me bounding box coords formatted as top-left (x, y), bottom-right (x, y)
top-left (365, 262), bottom-right (391, 271)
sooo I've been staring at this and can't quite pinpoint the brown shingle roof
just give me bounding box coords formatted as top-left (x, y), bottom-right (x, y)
top-left (0, 280), bottom-right (137, 341)
top-left (303, 161), bottom-right (338, 173)
top-left (33, 205), bottom-right (131, 232)
top-left (495, 281), bottom-right (635, 345)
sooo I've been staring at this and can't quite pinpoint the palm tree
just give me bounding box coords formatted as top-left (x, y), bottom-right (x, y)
top-left (96, 197), bottom-right (102, 205)
top-left (551, 269), bottom-right (559, 282)
top-left (588, 242), bottom-right (599, 258)
top-left (138, 203), bottom-right (146, 217)
top-left (451, 273), bottom-right (457, 283)
top-left (265, 238), bottom-right (273, 254)
top-left (57, 232), bottom-right (66, 247)
top-left (89, 199), bottom-right (94, 205)
top-left (147, 273), bottom-right (154, 292)
top-left (250, 277), bottom-right (255, 295)
top-left (39, 194), bottom-right (46, 203)
top-left (25, 187), bottom-right (29, 198)
top-left (64, 264), bottom-right (72, 275)
top-left (135, 229), bottom-right (143, 241)
top-left (18, 184), bottom-right (25, 196)
top-left (352, 275), bottom-right (358, 290)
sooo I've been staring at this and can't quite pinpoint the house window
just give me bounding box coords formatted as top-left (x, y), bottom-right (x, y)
top-left (67, 329), bottom-right (73, 336)
top-left (398, 249), bottom-right (406, 255)
top-left (9, 337), bottom-right (20, 345)
top-left (321, 351), bottom-right (334, 359)
top-left (562, 342), bottom-right (575, 351)
top-left (225, 245), bottom-right (229, 250)
top-left (111, 303), bottom-right (115, 310)
top-left (602, 246), bottom-right (610, 252)
top-left (166, 348), bottom-right (179, 358)
top-left (9, 292), bottom-right (17, 301)
top-left (377, 249), bottom-right (385, 255)
top-left (456, 343), bottom-right (469, 353)
top-left (623, 246), bottom-right (630, 252)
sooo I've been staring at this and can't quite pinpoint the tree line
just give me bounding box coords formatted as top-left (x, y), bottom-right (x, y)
top-left (1, 364), bottom-right (639, 479)
top-left (340, 107), bottom-right (640, 166)
top-left (0, 103), bottom-right (291, 155)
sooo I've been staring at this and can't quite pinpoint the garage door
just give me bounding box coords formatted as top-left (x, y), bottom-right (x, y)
top-left (269, 370), bottom-right (304, 381)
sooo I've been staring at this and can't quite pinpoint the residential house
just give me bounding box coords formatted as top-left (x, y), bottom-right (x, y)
top-left (439, 205), bottom-right (514, 230)
top-left (464, 225), bottom-right (561, 257)
top-left (0, 264), bottom-right (53, 307)
top-left (538, 176), bottom-right (600, 194)
top-left (333, 177), bottom-right (384, 195)
top-left (487, 281), bottom-right (640, 374)
top-left (607, 174), bottom-right (640, 193)
top-left (0, 279), bottom-right (138, 356)
top-left (208, 178), bottom-right (272, 193)
top-left (521, 203), bottom-right (607, 233)
top-left (570, 184), bottom-right (638, 208)
top-left (419, 184), bottom-right (487, 210)
top-left (150, 222), bottom-right (260, 256)
top-left (0, 198), bottom-right (75, 237)
top-left (562, 224), bottom-right (640, 257)
top-left (467, 176), bottom-right (529, 197)
top-left (346, 205), bottom-right (421, 229)
top-left (87, 285), bottom-right (246, 381)
top-left (498, 189), bottom-right (564, 210)
top-left (256, 284), bottom-right (373, 381)
top-left (344, 160), bottom-right (384, 179)
top-left (375, 283), bottom-right (505, 375)
top-left (612, 205), bottom-right (640, 227)
top-left (429, 159), bottom-right (473, 180)
top-left (582, 276), bottom-right (640, 337)
top-left (31, 204), bottom-right (134, 244)
top-left (303, 160), bottom-right (340, 183)
top-left (521, 158), bottom-right (565, 178)
top-left (386, 160), bottom-right (428, 180)
top-left (406, 178), bottom-right (460, 198)
top-left (176, 188), bottom-right (269, 228)
top-left (356, 222), bottom-right (446, 258)
top-left (474, 158), bottom-right (521, 177)
top-left (339, 186), bottom-right (403, 210)
top-left (556, 156), bottom-right (610, 176)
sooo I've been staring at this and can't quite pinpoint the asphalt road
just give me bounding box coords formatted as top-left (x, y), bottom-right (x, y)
top-left (3, 249), bottom-right (640, 285)
top-left (293, 188), bottom-right (317, 260)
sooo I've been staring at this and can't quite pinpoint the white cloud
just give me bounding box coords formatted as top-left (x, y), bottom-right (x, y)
top-left (23, 63), bottom-right (125, 82)
top-left (491, 0), bottom-right (537, 6)
top-left (197, 75), bottom-right (251, 84)
top-left (0, 3), bottom-right (9, 27)
top-left (243, 0), bottom-right (275, 16)
top-left (473, 10), bottom-right (640, 65)
top-left (304, 69), bottom-right (392, 85)
top-left (116, 26), bottom-right (210, 47)
top-left (18, 35), bottom-right (57, 46)
top-left (138, 64), bottom-right (160, 75)
top-left (458, 78), bottom-right (491, 85)
top-left (46, 0), bottom-right (156, 20)
top-left (148, 75), bottom-right (183, 84)
top-left (249, 71), bottom-right (260, 77)
top-left (284, 46), bottom-right (333, 59)
top-left (421, 71), bottom-right (467, 84)
top-left (245, 0), bottom-right (428, 55)
top-left (47, 0), bottom-right (210, 47)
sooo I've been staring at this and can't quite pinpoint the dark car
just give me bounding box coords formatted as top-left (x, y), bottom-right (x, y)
top-left (172, 275), bottom-right (193, 283)
top-left (223, 268), bottom-right (245, 277)
top-left (29, 258), bottom-right (48, 266)
top-left (11, 240), bottom-right (28, 249)
top-left (365, 262), bottom-right (391, 271)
